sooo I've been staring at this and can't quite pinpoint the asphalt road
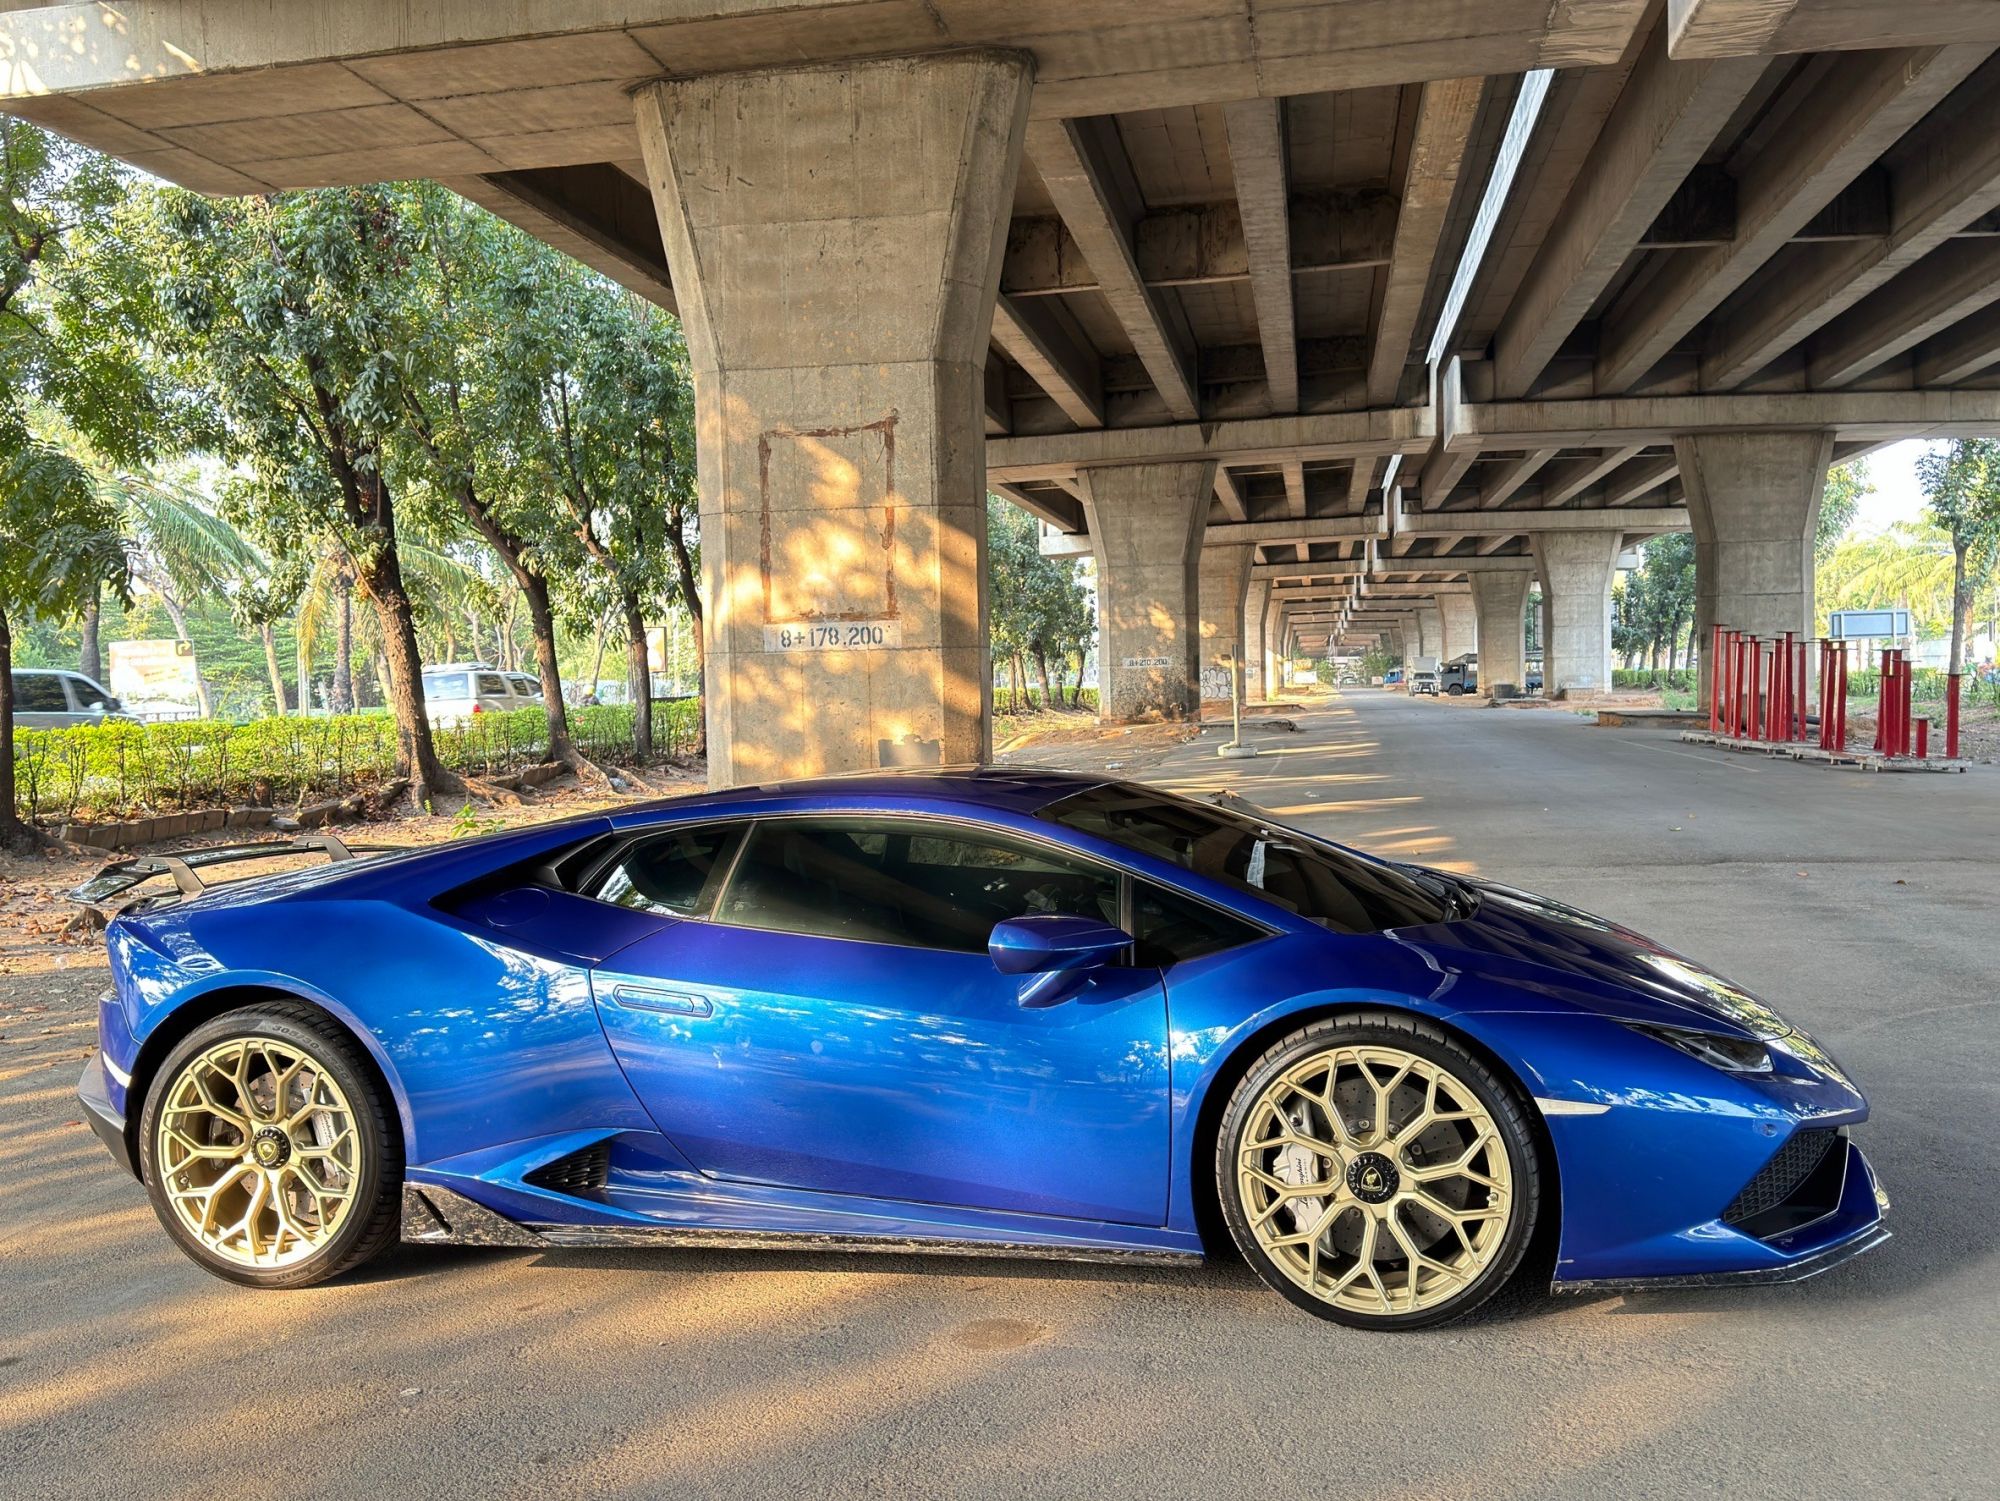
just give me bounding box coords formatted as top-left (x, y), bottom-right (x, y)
top-left (3, 690), bottom-right (1995, 1499)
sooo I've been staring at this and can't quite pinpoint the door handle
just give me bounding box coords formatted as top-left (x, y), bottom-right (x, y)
top-left (611, 985), bottom-right (714, 1018)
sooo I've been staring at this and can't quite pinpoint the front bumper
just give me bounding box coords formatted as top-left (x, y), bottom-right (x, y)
top-left (1553, 1139), bottom-right (1889, 1295)
top-left (78, 1052), bottom-right (137, 1179)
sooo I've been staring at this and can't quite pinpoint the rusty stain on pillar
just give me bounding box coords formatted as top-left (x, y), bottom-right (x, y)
top-left (634, 51), bottom-right (1033, 786)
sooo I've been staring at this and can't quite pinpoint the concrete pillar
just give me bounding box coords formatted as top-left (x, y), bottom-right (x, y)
top-left (1243, 577), bottom-right (1272, 701)
top-left (1533, 532), bottom-right (1619, 694)
top-left (1414, 603), bottom-right (1445, 661)
top-left (1197, 544), bottom-right (1254, 704)
top-left (633, 52), bottom-right (1032, 786)
top-left (1676, 431), bottom-right (1834, 700)
top-left (1260, 591), bottom-right (1283, 700)
top-left (1082, 460), bottom-right (1218, 719)
top-left (1469, 569), bottom-right (1530, 695)
top-left (1438, 594), bottom-right (1478, 661)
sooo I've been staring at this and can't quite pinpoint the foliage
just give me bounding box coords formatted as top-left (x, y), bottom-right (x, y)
top-left (1360, 646), bottom-right (1399, 679)
top-left (1816, 523), bottom-right (1959, 636)
top-left (1914, 440), bottom-right (2000, 673)
top-left (1817, 461), bottom-right (1870, 561)
top-left (987, 498), bottom-right (1093, 707)
top-left (1612, 534), bottom-right (1696, 668)
top-left (11, 700), bottom-right (703, 824)
top-left (1612, 668), bottom-right (1695, 690)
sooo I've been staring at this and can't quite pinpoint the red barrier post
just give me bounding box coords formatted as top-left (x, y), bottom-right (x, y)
top-left (1709, 624), bottom-right (1725, 733)
top-left (1875, 648), bottom-right (1893, 751)
top-left (1947, 672), bottom-right (1962, 759)
top-left (1794, 634), bottom-right (1808, 741)
top-left (1750, 640), bottom-right (1764, 742)
top-left (1817, 641), bottom-right (1833, 749)
top-left (1835, 649), bottom-right (1849, 751)
top-left (1770, 636), bottom-right (1785, 741)
top-left (1916, 718), bottom-right (1929, 759)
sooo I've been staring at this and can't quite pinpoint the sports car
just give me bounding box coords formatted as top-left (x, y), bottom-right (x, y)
top-left (74, 769), bottom-right (1889, 1329)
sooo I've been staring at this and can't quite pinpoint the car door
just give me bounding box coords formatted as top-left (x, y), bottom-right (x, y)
top-left (588, 814), bottom-right (1172, 1227)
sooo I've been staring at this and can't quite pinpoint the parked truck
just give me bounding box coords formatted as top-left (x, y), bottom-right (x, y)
top-left (1440, 652), bottom-right (1478, 695)
top-left (1409, 655), bottom-right (1441, 696)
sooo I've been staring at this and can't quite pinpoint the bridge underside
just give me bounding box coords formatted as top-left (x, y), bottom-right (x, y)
top-left (11, 0), bottom-right (2000, 772)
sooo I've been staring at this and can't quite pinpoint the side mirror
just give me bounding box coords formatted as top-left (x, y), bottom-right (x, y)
top-left (989, 914), bottom-right (1131, 976)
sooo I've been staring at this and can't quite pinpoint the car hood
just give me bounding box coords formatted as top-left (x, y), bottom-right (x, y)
top-left (1393, 875), bottom-right (1793, 1039)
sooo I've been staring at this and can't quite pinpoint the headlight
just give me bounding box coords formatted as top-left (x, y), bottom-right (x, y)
top-left (1630, 1022), bottom-right (1773, 1075)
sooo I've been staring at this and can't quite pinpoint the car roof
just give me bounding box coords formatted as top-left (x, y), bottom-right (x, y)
top-left (607, 766), bottom-right (1112, 826)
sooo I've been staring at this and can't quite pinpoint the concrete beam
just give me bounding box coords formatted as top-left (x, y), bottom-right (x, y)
top-left (1213, 467), bottom-right (1249, 524)
top-left (1471, 448), bottom-right (1559, 509)
top-left (1027, 115), bottom-right (1199, 421)
top-left (1206, 515), bottom-right (1385, 547)
top-left (1593, 45), bottom-right (1985, 393)
top-left (1808, 240), bottom-right (2000, 387)
top-left (1703, 57), bottom-right (2000, 388)
top-left (985, 407), bottom-right (1432, 481)
top-left (1223, 99), bottom-right (1300, 414)
top-left (999, 191), bottom-right (1397, 301)
top-left (1914, 302), bottom-right (2000, 385)
top-left (991, 480), bottom-right (1085, 536)
top-left (1394, 500), bottom-right (1689, 536)
top-left (1366, 77), bottom-right (1487, 406)
top-left (1491, 19), bottom-right (1765, 397)
top-left (1451, 388), bottom-right (2000, 449)
top-left (1539, 446), bottom-right (1647, 507)
top-left (1603, 454), bottom-right (1679, 506)
top-left (990, 293), bottom-right (1105, 429)
top-left (1669, 0), bottom-right (2000, 58)
top-left (447, 165), bottom-right (676, 313)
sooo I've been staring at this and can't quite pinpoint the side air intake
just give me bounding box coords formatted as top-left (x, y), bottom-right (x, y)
top-left (523, 1140), bottom-right (612, 1198)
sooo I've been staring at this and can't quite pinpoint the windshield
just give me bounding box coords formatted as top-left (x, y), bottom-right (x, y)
top-left (1036, 783), bottom-right (1455, 934)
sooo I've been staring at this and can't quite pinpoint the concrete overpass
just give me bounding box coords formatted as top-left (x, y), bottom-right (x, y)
top-left (10, 2), bottom-right (2000, 777)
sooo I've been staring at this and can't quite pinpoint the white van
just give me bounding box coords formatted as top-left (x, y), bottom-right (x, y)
top-left (421, 664), bottom-right (537, 722)
top-left (10, 669), bottom-right (140, 729)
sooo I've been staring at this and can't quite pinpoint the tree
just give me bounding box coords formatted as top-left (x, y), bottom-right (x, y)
top-left (1914, 440), bottom-right (2000, 674)
top-left (2, 121), bottom-right (162, 843)
top-left (133, 184), bottom-right (464, 803)
top-left (987, 497), bottom-right (1093, 711)
top-left (490, 256), bottom-right (696, 759)
top-left (1818, 460), bottom-right (1870, 560)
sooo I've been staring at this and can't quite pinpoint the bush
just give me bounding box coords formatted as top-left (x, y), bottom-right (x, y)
top-left (11, 699), bottom-right (702, 824)
top-left (1612, 668), bottom-right (1694, 690)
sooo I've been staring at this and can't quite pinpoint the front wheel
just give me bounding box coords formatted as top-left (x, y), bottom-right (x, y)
top-left (1217, 1012), bottom-right (1540, 1329)
top-left (138, 1004), bottom-right (402, 1288)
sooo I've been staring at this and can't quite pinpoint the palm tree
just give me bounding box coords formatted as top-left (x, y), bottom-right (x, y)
top-left (1, 426), bottom-right (130, 847)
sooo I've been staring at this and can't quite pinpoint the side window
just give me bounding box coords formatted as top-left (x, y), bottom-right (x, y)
top-left (424, 673), bottom-right (469, 700)
top-left (14, 675), bottom-right (69, 712)
top-left (585, 825), bottom-right (737, 917)
top-left (716, 819), bottom-right (1121, 953)
top-left (1131, 881), bottom-right (1263, 968)
top-left (477, 673), bottom-right (507, 696)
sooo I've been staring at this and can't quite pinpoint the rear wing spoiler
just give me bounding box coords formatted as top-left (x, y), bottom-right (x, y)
top-left (68, 833), bottom-right (405, 918)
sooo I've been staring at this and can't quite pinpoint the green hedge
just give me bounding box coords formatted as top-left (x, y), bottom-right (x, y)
top-left (11, 699), bottom-right (701, 823)
top-left (1613, 668), bottom-right (1695, 690)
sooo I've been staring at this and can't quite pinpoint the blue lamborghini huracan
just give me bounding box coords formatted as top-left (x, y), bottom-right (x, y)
top-left (76, 770), bottom-right (1888, 1328)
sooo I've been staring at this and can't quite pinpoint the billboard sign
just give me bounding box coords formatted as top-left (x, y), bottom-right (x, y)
top-left (1827, 608), bottom-right (1911, 640)
top-left (108, 638), bottom-right (198, 706)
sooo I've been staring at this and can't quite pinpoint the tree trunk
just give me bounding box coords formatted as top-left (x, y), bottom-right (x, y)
top-left (155, 590), bottom-right (216, 719)
top-left (1034, 648), bottom-right (1054, 708)
top-left (260, 622), bottom-right (288, 715)
top-left (587, 609), bottom-right (610, 701)
top-left (1072, 650), bottom-right (1086, 708)
top-left (79, 585), bottom-right (102, 684)
top-left (664, 510), bottom-right (706, 757)
top-left (0, 598), bottom-right (24, 850)
top-left (1950, 542), bottom-right (1970, 675)
top-left (331, 570), bottom-right (355, 715)
top-left (622, 590), bottom-right (654, 760)
top-left (347, 493), bottom-right (456, 804)
top-left (521, 573), bottom-right (583, 769)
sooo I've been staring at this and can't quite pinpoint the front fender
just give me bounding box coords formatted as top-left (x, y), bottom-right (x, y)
top-left (1162, 931), bottom-right (1455, 1236)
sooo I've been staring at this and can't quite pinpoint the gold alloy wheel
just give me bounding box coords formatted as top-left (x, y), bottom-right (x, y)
top-left (155, 1036), bottom-right (362, 1269)
top-left (1237, 1044), bottom-right (1512, 1316)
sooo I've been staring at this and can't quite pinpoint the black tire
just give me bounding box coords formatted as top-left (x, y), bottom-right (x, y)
top-left (138, 1003), bottom-right (402, 1289)
top-left (1216, 1010), bottom-right (1541, 1330)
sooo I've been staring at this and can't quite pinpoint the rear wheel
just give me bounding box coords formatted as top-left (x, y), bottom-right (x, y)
top-left (138, 1005), bottom-right (401, 1288)
top-left (1217, 1012), bottom-right (1540, 1329)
